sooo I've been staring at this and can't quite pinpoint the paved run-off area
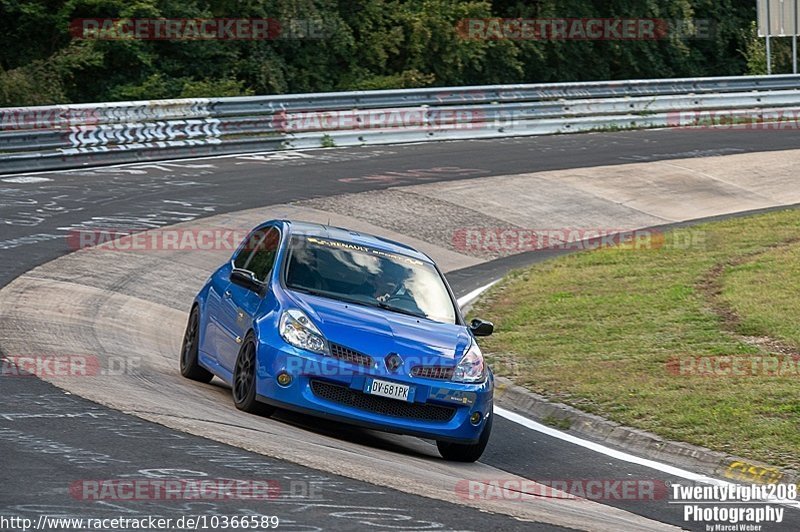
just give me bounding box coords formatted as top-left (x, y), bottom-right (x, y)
top-left (297, 149), bottom-right (800, 260)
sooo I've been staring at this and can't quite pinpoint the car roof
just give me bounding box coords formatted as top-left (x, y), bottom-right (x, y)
top-left (279, 220), bottom-right (434, 263)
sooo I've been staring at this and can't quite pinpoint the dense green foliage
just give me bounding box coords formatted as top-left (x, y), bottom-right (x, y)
top-left (0, 0), bottom-right (786, 106)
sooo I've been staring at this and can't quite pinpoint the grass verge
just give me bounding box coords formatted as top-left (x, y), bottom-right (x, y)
top-left (471, 208), bottom-right (800, 469)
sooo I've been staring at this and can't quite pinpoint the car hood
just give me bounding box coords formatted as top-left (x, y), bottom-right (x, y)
top-left (286, 291), bottom-right (471, 362)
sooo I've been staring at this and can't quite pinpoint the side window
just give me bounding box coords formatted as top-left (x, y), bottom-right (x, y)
top-left (244, 227), bottom-right (280, 282)
top-left (232, 229), bottom-right (258, 269)
top-left (233, 248), bottom-right (251, 270)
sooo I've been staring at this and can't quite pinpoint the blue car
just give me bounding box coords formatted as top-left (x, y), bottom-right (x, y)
top-left (180, 220), bottom-right (494, 462)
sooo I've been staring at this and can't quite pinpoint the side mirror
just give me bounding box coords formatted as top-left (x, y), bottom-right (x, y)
top-left (470, 318), bottom-right (494, 337)
top-left (230, 269), bottom-right (266, 295)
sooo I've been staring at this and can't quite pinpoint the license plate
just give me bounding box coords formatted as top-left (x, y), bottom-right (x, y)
top-left (366, 378), bottom-right (412, 402)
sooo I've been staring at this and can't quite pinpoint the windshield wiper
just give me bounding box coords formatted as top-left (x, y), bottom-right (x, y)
top-left (288, 285), bottom-right (377, 308)
top-left (376, 301), bottom-right (427, 320)
top-left (289, 285), bottom-right (429, 320)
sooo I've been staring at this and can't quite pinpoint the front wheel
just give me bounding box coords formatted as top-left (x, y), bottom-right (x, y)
top-left (180, 306), bottom-right (214, 383)
top-left (232, 334), bottom-right (276, 417)
top-left (437, 412), bottom-right (493, 462)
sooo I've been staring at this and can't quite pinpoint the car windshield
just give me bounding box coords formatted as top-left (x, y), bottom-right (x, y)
top-left (284, 235), bottom-right (457, 324)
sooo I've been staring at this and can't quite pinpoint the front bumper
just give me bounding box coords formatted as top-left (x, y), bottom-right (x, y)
top-left (254, 336), bottom-right (493, 444)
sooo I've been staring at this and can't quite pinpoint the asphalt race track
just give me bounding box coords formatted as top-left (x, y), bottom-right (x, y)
top-left (2, 128), bottom-right (800, 531)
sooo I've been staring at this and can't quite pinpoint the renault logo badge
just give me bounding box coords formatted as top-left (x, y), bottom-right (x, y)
top-left (385, 353), bottom-right (403, 372)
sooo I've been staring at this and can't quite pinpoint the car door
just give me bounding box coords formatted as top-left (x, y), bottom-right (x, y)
top-left (216, 226), bottom-right (281, 371)
top-left (203, 227), bottom-right (258, 365)
top-left (201, 265), bottom-right (232, 362)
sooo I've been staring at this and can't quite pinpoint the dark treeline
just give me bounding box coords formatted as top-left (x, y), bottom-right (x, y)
top-left (0, 0), bottom-right (788, 106)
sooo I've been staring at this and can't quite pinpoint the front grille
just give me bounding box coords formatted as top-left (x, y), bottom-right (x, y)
top-left (329, 343), bottom-right (373, 367)
top-left (411, 365), bottom-right (455, 380)
top-left (310, 379), bottom-right (456, 422)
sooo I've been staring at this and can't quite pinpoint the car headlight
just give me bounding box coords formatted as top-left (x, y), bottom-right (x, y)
top-left (452, 340), bottom-right (486, 383)
top-left (279, 309), bottom-right (326, 354)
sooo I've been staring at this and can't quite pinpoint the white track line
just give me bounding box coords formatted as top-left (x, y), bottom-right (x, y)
top-left (457, 283), bottom-right (800, 509)
top-left (456, 280), bottom-right (498, 309)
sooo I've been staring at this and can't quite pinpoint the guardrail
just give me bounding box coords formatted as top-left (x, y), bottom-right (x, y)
top-left (1, 74), bottom-right (799, 174)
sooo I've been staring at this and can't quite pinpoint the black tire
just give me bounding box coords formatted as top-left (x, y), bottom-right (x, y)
top-left (180, 306), bottom-right (214, 383)
top-left (232, 333), bottom-right (276, 417)
top-left (437, 411), bottom-right (493, 462)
